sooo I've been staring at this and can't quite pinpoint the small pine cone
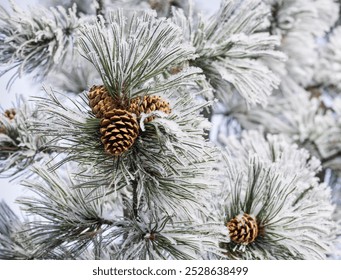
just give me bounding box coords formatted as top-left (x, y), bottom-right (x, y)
top-left (4, 109), bottom-right (16, 120)
top-left (227, 213), bottom-right (258, 245)
top-left (129, 95), bottom-right (171, 123)
top-left (88, 85), bottom-right (116, 118)
top-left (100, 109), bottom-right (139, 156)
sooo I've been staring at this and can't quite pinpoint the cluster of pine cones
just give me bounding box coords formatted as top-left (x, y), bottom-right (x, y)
top-left (88, 85), bottom-right (171, 156)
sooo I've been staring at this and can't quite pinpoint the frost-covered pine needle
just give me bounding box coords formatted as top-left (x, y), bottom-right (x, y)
top-left (78, 9), bottom-right (199, 100)
top-left (215, 131), bottom-right (337, 259)
top-left (0, 100), bottom-right (49, 177)
top-left (172, 0), bottom-right (285, 105)
top-left (0, 2), bottom-right (82, 83)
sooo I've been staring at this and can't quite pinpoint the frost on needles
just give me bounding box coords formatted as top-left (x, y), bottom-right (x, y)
top-left (0, 0), bottom-right (340, 260)
top-left (171, 0), bottom-right (285, 105)
top-left (217, 131), bottom-right (337, 259)
top-left (0, 2), bottom-right (81, 83)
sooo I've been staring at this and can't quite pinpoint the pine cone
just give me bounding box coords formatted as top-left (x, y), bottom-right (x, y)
top-left (227, 213), bottom-right (258, 245)
top-left (129, 95), bottom-right (171, 123)
top-left (100, 109), bottom-right (139, 156)
top-left (0, 109), bottom-right (16, 133)
top-left (88, 85), bottom-right (116, 118)
top-left (4, 109), bottom-right (16, 120)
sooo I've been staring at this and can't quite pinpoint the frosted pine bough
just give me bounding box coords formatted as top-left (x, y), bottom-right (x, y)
top-left (216, 131), bottom-right (336, 259)
top-left (0, 2), bottom-right (82, 82)
top-left (0, 0), bottom-right (340, 259)
top-left (171, 0), bottom-right (284, 105)
top-left (264, 0), bottom-right (339, 88)
top-left (315, 26), bottom-right (341, 91)
top-left (0, 100), bottom-right (49, 177)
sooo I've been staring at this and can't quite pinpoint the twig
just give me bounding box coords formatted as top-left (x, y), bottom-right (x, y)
top-left (96, 0), bottom-right (104, 18)
top-left (132, 179), bottom-right (138, 218)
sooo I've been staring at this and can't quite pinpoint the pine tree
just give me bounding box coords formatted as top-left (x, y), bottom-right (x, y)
top-left (0, 0), bottom-right (340, 260)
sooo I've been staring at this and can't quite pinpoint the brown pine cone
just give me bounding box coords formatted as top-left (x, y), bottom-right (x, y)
top-left (4, 109), bottom-right (16, 120)
top-left (129, 95), bottom-right (171, 123)
top-left (100, 109), bottom-right (139, 156)
top-left (88, 85), bottom-right (116, 118)
top-left (227, 213), bottom-right (258, 245)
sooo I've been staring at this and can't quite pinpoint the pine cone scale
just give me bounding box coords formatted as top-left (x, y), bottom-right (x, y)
top-left (125, 122), bottom-right (135, 129)
top-left (115, 121), bottom-right (126, 126)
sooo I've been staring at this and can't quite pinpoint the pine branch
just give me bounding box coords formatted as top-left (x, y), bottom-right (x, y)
top-left (104, 211), bottom-right (226, 260)
top-left (230, 90), bottom-right (341, 172)
top-left (96, 0), bottom-right (104, 17)
top-left (33, 84), bottom-right (221, 216)
top-left (16, 164), bottom-right (226, 260)
top-left (0, 2), bottom-right (82, 82)
top-left (0, 201), bottom-right (29, 259)
top-left (0, 201), bottom-right (66, 259)
top-left (171, 0), bottom-right (285, 105)
top-left (19, 166), bottom-right (119, 257)
top-left (30, 3), bottom-right (218, 220)
top-left (216, 131), bottom-right (337, 259)
top-left (1, 0), bottom-right (338, 261)
top-left (315, 26), bottom-right (341, 91)
top-left (78, 9), bottom-right (198, 102)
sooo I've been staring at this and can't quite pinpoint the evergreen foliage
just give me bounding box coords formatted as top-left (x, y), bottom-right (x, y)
top-left (0, 0), bottom-right (340, 260)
